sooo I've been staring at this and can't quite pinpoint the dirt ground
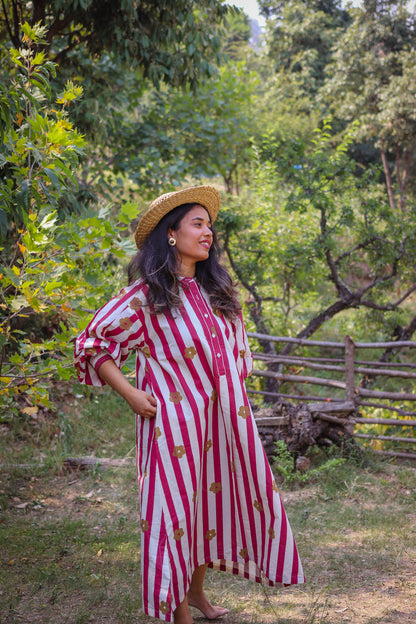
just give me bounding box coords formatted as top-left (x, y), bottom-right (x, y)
top-left (1, 462), bottom-right (416, 624)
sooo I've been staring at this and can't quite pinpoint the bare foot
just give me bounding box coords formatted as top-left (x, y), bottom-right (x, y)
top-left (187, 590), bottom-right (229, 620)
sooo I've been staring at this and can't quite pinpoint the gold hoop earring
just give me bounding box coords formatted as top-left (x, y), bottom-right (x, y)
top-left (168, 237), bottom-right (176, 246)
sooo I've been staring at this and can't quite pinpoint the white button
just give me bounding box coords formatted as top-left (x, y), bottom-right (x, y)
top-left (204, 314), bottom-right (209, 318)
top-left (217, 353), bottom-right (221, 358)
top-left (212, 333), bottom-right (216, 337)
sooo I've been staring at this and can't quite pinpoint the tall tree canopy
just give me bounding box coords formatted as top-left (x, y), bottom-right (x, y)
top-left (323, 0), bottom-right (416, 210)
top-left (1, 0), bottom-right (228, 88)
top-left (259, 0), bottom-right (350, 97)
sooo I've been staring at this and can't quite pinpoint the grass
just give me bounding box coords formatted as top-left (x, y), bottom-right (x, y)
top-left (1, 383), bottom-right (416, 623)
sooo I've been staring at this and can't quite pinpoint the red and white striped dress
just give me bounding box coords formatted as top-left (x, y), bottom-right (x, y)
top-left (74, 277), bottom-right (304, 621)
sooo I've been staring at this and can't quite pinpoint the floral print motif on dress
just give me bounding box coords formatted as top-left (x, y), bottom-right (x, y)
top-left (238, 405), bottom-right (250, 419)
top-left (169, 391), bottom-right (182, 404)
top-left (119, 317), bottom-right (133, 331)
top-left (141, 344), bottom-right (151, 358)
top-left (159, 602), bottom-right (170, 615)
top-left (184, 346), bottom-right (197, 359)
top-left (172, 445), bottom-right (186, 458)
top-left (209, 482), bottom-right (222, 494)
top-left (129, 297), bottom-right (142, 311)
top-left (254, 500), bottom-right (263, 512)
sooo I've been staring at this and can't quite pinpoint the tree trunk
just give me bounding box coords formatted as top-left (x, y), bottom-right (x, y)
top-left (381, 149), bottom-right (396, 212)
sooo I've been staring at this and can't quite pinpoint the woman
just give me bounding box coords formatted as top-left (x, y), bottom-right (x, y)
top-left (74, 185), bottom-right (304, 623)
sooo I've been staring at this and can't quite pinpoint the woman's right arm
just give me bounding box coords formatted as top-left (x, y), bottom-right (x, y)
top-left (97, 359), bottom-right (157, 419)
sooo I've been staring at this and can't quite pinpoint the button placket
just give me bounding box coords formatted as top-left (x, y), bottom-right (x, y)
top-left (188, 281), bottom-right (226, 376)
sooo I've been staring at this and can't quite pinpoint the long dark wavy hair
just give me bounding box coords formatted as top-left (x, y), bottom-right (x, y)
top-left (127, 203), bottom-right (241, 319)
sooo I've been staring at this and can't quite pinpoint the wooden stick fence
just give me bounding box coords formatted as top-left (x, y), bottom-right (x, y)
top-left (247, 332), bottom-right (416, 459)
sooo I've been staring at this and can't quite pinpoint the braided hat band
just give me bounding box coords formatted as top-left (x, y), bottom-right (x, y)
top-left (134, 185), bottom-right (221, 249)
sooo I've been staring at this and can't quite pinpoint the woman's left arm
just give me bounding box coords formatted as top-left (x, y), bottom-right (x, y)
top-left (96, 359), bottom-right (157, 418)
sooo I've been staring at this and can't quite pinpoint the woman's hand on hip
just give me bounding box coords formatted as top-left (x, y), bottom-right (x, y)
top-left (126, 389), bottom-right (157, 419)
top-left (96, 359), bottom-right (157, 418)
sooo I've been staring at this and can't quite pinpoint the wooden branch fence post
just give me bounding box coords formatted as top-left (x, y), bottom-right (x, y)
top-left (247, 331), bottom-right (416, 460)
top-left (344, 335), bottom-right (355, 404)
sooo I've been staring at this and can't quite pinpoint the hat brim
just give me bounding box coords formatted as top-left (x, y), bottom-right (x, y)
top-left (135, 185), bottom-right (221, 249)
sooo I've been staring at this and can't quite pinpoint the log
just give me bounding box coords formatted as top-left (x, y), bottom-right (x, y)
top-left (356, 388), bottom-right (416, 400)
top-left (354, 433), bottom-right (416, 444)
top-left (252, 369), bottom-right (346, 389)
top-left (253, 354), bottom-right (346, 373)
top-left (367, 449), bottom-right (416, 460)
top-left (248, 332), bottom-right (344, 347)
top-left (247, 389), bottom-right (346, 402)
top-left (255, 353), bottom-right (416, 369)
top-left (254, 416), bottom-right (289, 426)
top-left (358, 401), bottom-right (416, 416)
top-left (354, 416), bottom-right (416, 427)
top-left (313, 413), bottom-right (354, 426)
top-left (248, 331), bottom-right (416, 350)
top-left (309, 400), bottom-right (355, 414)
top-left (63, 456), bottom-right (135, 470)
top-left (253, 354), bottom-right (416, 379)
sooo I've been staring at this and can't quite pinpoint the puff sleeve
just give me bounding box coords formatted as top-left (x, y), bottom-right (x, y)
top-left (74, 284), bottom-right (145, 386)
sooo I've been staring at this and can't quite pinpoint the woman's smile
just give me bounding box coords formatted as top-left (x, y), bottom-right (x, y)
top-left (169, 205), bottom-right (213, 276)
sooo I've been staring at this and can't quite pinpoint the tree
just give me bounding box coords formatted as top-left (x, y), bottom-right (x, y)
top-left (221, 8), bottom-right (252, 61)
top-left (0, 1), bottom-right (235, 236)
top-left (1, 0), bottom-right (228, 89)
top-left (323, 0), bottom-right (416, 211)
top-left (104, 61), bottom-right (259, 196)
top-left (219, 122), bottom-right (416, 363)
top-left (259, 0), bottom-right (350, 99)
top-left (0, 23), bottom-right (135, 418)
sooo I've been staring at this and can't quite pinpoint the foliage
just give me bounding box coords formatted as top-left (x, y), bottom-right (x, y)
top-left (0, 2), bottom-right (233, 210)
top-left (0, 22), bottom-right (84, 241)
top-left (221, 8), bottom-right (252, 60)
top-left (106, 61), bottom-right (259, 195)
top-left (273, 440), bottom-right (345, 486)
top-left (220, 121), bottom-right (416, 347)
top-left (260, 0), bottom-right (350, 98)
top-left (323, 0), bottom-right (416, 208)
top-left (0, 23), bottom-right (135, 419)
top-left (2, 0), bottom-right (416, 461)
top-left (1, 0), bottom-right (228, 90)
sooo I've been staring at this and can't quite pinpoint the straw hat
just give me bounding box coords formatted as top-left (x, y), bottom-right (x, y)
top-left (135, 185), bottom-right (221, 248)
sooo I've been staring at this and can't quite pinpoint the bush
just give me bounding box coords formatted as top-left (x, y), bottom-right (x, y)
top-left (0, 23), bottom-right (136, 419)
top-left (273, 440), bottom-right (345, 487)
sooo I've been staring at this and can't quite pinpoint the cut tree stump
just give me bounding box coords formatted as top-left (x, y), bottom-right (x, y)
top-left (254, 398), bottom-right (356, 458)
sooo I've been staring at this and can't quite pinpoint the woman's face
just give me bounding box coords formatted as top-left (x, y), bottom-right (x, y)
top-left (169, 205), bottom-right (213, 275)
